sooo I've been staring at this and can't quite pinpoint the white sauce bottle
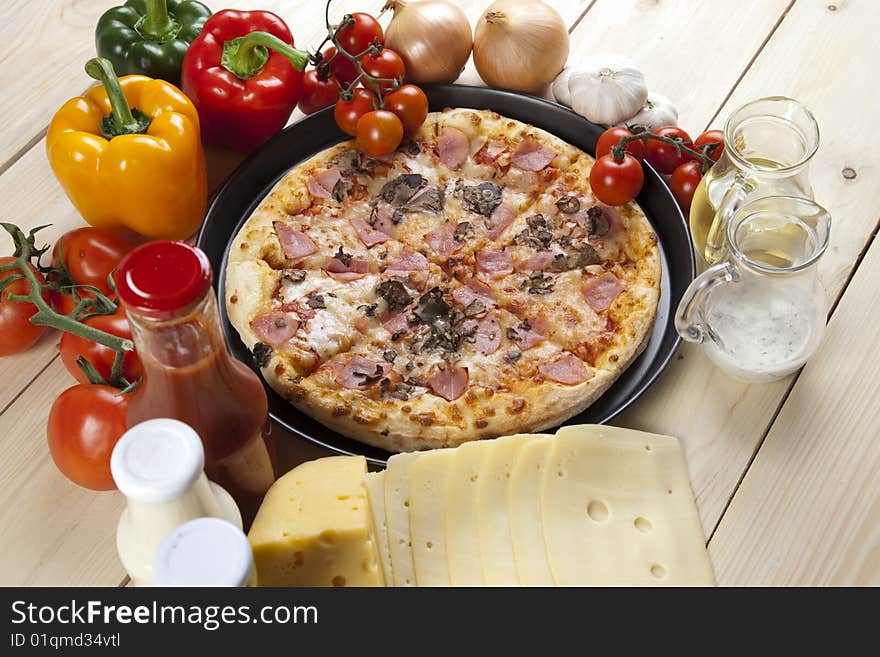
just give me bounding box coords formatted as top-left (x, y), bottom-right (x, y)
top-left (153, 517), bottom-right (255, 587)
top-left (111, 418), bottom-right (242, 586)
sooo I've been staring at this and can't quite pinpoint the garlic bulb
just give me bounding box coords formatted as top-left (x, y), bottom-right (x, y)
top-left (619, 92), bottom-right (678, 130)
top-left (551, 67), bottom-right (573, 106)
top-left (553, 54), bottom-right (648, 125)
top-left (383, 0), bottom-right (473, 84)
top-left (473, 0), bottom-right (569, 94)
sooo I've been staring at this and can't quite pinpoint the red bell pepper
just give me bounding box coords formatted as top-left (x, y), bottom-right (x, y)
top-left (180, 10), bottom-right (309, 152)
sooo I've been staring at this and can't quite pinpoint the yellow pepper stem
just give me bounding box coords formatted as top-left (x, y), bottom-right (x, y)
top-left (85, 57), bottom-right (151, 138)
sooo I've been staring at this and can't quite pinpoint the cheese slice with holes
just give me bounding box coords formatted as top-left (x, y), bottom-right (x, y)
top-left (509, 434), bottom-right (556, 586)
top-left (476, 434), bottom-right (535, 585)
top-left (384, 452), bottom-right (420, 586)
top-left (409, 449), bottom-right (455, 586)
top-left (541, 425), bottom-right (715, 586)
top-left (445, 441), bottom-right (489, 585)
top-left (247, 455), bottom-right (383, 587)
top-left (364, 471), bottom-right (392, 584)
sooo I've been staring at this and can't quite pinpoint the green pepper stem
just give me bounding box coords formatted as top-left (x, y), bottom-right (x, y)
top-left (221, 31), bottom-right (309, 80)
top-left (140, 0), bottom-right (178, 41)
top-left (85, 57), bottom-right (151, 138)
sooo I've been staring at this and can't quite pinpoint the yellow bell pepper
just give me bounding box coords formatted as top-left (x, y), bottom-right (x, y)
top-left (46, 58), bottom-right (207, 240)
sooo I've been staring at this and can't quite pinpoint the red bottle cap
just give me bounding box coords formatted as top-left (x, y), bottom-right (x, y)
top-left (114, 241), bottom-right (212, 318)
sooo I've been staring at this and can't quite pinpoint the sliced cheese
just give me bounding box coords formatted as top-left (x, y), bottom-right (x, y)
top-left (445, 441), bottom-right (489, 585)
top-left (247, 455), bottom-right (383, 587)
top-left (409, 449), bottom-right (455, 586)
top-left (542, 425), bottom-right (715, 586)
top-left (509, 434), bottom-right (556, 586)
top-left (384, 452), bottom-right (420, 586)
top-left (364, 471), bottom-right (393, 584)
top-left (476, 434), bottom-right (533, 585)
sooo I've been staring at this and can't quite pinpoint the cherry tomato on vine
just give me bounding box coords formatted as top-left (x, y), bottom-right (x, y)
top-left (384, 84), bottom-right (428, 133)
top-left (669, 161), bottom-right (703, 211)
top-left (299, 69), bottom-right (340, 115)
top-left (695, 129), bottom-right (725, 162)
top-left (589, 153), bottom-right (644, 206)
top-left (334, 87), bottom-right (378, 136)
top-left (0, 257), bottom-right (47, 356)
top-left (359, 48), bottom-right (406, 93)
top-left (52, 227), bottom-right (130, 296)
top-left (47, 384), bottom-right (128, 491)
top-left (645, 126), bottom-right (693, 174)
top-left (356, 110), bottom-right (404, 157)
top-left (60, 307), bottom-right (142, 385)
top-left (322, 46), bottom-right (358, 88)
top-left (335, 12), bottom-right (383, 56)
top-left (595, 126), bottom-right (646, 161)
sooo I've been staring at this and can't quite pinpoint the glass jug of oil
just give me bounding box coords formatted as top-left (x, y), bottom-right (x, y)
top-left (675, 196), bottom-right (830, 382)
top-left (690, 96), bottom-right (819, 265)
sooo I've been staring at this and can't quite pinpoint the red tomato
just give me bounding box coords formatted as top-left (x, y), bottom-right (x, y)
top-left (589, 153), bottom-right (645, 206)
top-left (334, 87), bottom-right (378, 136)
top-left (335, 12), bottom-right (383, 56)
top-left (298, 69), bottom-right (339, 115)
top-left (359, 48), bottom-right (406, 93)
top-left (47, 384), bottom-right (129, 491)
top-left (0, 257), bottom-right (47, 356)
top-left (384, 84), bottom-right (428, 133)
top-left (322, 46), bottom-right (358, 88)
top-left (645, 126), bottom-right (694, 174)
top-left (60, 307), bottom-right (142, 385)
top-left (695, 129), bottom-right (725, 162)
top-left (595, 126), bottom-right (646, 161)
top-left (52, 227), bottom-right (130, 296)
top-left (356, 110), bottom-right (404, 157)
top-left (669, 161), bottom-right (703, 211)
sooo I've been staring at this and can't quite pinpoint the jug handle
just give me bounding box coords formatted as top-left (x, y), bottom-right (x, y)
top-left (675, 262), bottom-right (738, 343)
top-left (710, 174), bottom-right (750, 254)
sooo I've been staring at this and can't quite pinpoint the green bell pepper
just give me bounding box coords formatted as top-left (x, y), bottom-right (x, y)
top-left (95, 0), bottom-right (212, 86)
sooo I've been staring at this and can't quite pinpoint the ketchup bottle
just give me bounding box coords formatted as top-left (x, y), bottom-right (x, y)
top-left (114, 241), bottom-right (276, 525)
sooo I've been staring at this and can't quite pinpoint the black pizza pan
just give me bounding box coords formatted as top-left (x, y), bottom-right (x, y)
top-left (197, 84), bottom-right (695, 466)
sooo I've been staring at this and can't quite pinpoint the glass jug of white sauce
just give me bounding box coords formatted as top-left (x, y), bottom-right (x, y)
top-left (675, 196), bottom-right (830, 382)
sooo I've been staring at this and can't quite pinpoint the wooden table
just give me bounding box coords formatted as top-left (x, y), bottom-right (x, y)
top-left (1, 0), bottom-right (878, 587)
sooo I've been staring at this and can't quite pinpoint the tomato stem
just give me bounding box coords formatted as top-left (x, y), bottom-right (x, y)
top-left (0, 223), bottom-right (134, 356)
top-left (612, 130), bottom-right (721, 174)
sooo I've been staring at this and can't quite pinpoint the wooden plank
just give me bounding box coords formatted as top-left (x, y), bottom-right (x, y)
top-left (615, 0), bottom-right (880, 538)
top-left (564, 0), bottom-right (793, 130)
top-left (708, 220), bottom-right (880, 586)
top-left (0, 359), bottom-right (125, 585)
top-left (0, 1), bottom-right (117, 170)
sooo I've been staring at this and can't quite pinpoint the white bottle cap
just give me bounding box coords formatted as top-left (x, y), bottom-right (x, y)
top-left (111, 418), bottom-right (205, 503)
top-left (153, 517), bottom-right (254, 587)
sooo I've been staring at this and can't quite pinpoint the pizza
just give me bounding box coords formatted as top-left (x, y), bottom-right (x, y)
top-left (225, 108), bottom-right (661, 453)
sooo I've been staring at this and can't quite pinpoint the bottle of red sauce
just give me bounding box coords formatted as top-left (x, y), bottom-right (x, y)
top-left (114, 241), bottom-right (276, 526)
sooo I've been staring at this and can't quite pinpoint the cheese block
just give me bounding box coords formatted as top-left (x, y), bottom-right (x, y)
top-left (408, 449), bottom-right (455, 586)
top-left (541, 425), bottom-right (715, 586)
top-left (445, 441), bottom-right (489, 585)
top-left (509, 434), bottom-right (555, 586)
top-left (476, 434), bottom-right (533, 585)
top-left (364, 472), bottom-right (393, 584)
top-left (384, 452), bottom-right (420, 586)
top-left (247, 456), bottom-right (383, 587)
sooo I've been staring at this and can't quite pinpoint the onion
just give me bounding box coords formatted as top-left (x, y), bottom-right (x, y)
top-left (383, 0), bottom-right (473, 84)
top-left (473, 0), bottom-right (569, 94)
